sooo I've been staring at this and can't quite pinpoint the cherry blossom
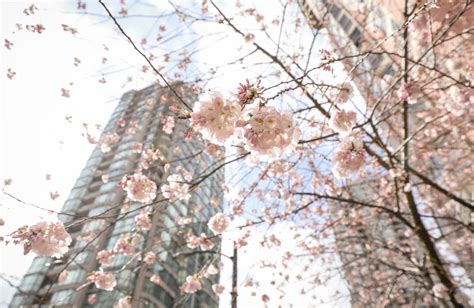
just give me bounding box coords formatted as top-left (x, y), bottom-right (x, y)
top-left (113, 234), bottom-right (135, 255)
top-left (161, 174), bottom-right (190, 202)
top-left (134, 211), bottom-right (152, 231)
top-left (329, 82), bottom-right (353, 104)
top-left (190, 92), bottom-right (240, 144)
top-left (114, 296), bottom-right (132, 308)
top-left (143, 251), bottom-right (156, 265)
top-left (99, 132), bottom-right (120, 153)
top-left (208, 213), bottom-right (230, 235)
top-left (397, 82), bottom-right (421, 104)
top-left (239, 106), bottom-right (300, 157)
top-left (120, 174), bottom-right (157, 203)
top-left (212, 283), bottom-right (225, 294)
top-left (432, 283), bottom-right (448, 298)
top-left (88, 270), bottom-right (117, 291)
top-left (329, 109), bottom-right (357, 135)
top-left (182, 276), bottom-right (202, 294)
top-left (150, 274), bottom-right (161, 285)
top-left (87, 294), bottom-right (97, 305)
top-left (10, 220), bottom-right (71, 257)
top-left (161, 116), bottom-right (175, 134)
top-left (237, 79), bottom-right (261, 106)
top-left (97, 250), bottom-right (114, 265)
top-left (58, 270), bottom-right (68, 283)
top-left (332, 136), bottom-right (365, 178)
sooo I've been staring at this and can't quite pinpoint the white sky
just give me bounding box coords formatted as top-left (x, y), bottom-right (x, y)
top-left (0, 1), bottom-right (350, 306)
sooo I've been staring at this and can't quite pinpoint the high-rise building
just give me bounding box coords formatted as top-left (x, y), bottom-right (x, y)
top-left (10, 83), bottom-right (224, 307)
top-left (299, 0), bottom-right (473, 306)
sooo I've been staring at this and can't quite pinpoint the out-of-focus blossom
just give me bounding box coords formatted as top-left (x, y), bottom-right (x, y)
top-left (397, 82), bottom-right (421, 104)
top-left (161, 174), bottom-right (190, 202)
top-left (120, 174), bottom-right (157, 203)
top-left (11, 220), bottom-right (71, 257)
top-left (88, 270), bottom-right (117, 291)
top-left (182, 276), bottom-right (202, 294)
top-left (208, 213), bottom-right (230, 235)
top-left (135, 211), bottom-right (152, 231)
top-left (161, 116), bottom-right (175, 134)
top-left (143, 251), bottom-right (156, 265)
top-left (114, 296), bottom-right (132, 308)
top-left (329, 109), bottom-right (357, 135)
top-left (328, 82), bottom-right (353, 104)
top-left (113, 234), bottom-right (135, 255)
top-left (150, 274), bottom-right (161, 284)
top-left (332, 136), bottom-right (365, 178)
top-left (212, 283), bottom-right (225, 294)
top-left (97, 249), bottom-right (114, 265)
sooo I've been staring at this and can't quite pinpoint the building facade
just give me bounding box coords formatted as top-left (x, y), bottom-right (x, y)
top-left (10, 84), bottom-right (224, 307)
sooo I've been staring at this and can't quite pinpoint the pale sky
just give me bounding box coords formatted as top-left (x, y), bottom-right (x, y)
top-left (0, 1), bottom-right (350, 306)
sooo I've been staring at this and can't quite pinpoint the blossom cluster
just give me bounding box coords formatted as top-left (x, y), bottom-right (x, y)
top-left (119, 174), bottom-right (157, 203)
top-left (190, 90), bottom-right (300, 158)
top-left (10, 220), bottom-right (71, 257)
top-left (332, 135), bottom-right (365, 178)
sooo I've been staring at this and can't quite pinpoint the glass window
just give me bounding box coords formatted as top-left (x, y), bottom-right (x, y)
top-left (19, 274), bottom-right (44, 292)
top-left (59, 269), bottom-right (86, 285)
top-left (100, 182), bottom-right (119, 193)
top-left (50, 289), bottom-right (76, 305)
top-left (27, 257), bottom-right (50, 274)
top-left (69, 187), bottom-right (87, 200)
top-left (350, 27), bottom-right (362, 46)
top-left (339, 14), bottom-right (352, 32)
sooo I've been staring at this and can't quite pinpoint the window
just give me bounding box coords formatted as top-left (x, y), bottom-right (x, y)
top-left (350, 27), bottom-right (362, 47)
top-left (20, 274), bottom-right (44, 292)
top-left (27, 257), bottom-right (50, 274)
top-left (338, 14), bottom-right (352, 32)
top-left (368, 53), bottom-right (383, 67)
top-left (50, 289), bottom-right (75, 305)
top-left (329, 4), bottom-right (341, 19)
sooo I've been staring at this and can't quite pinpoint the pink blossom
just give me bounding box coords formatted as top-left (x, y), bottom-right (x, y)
top-left (182, 276), bottom-right (202, 294)
top-left (97, 250), bottom-right (114, 265)
top-left (204, 264), bottom-right (218, 278)
top-left (143, 251), bottom-right (156, 265)
top-left (332, 136), bottom-right (365, 178)
top-left (10, 220), bottom-right (71, 257)
top-left (88, 270), bottom-right (117, 291)
top-left (58, 270), bottom-right (68, 283)
top-left (329, 82), bottom-right (353, 104)
top-left (134, 212), bottom-right (152, 231)
top-left (99, 132), bottom-right (120, 153)
top-left (432, 283), bottom-right (448, 298)
top-left (132, 142), bottom-right (143, 153)
top-left (397, 82), bottom-right (421, 104)
top-left (49, 191), bottom-right (60, 200)
top-left (212, 283), bottom-right (225, 294)
top-left (240, 106), bottom-right (300, 157)
top-left (161, 116), bottom-right (175, 134)
top-left (208, 213), bottom-right (230, 235)
top-left (120, 174), bottom-right (157, 203)
top-left (161, 174), bottom-right (190, 202)
top-left (190, 92), bottom-right (240, 144)
top-left (236, 79), bottom-right (261, 106)
top-left (329, 109), bottom-right (357, 135)
top-left (198, 233), bottom-right (215, 251)
top-left (113, 234), bottom-right (135, 255)
top-left (114, 296), bottom-right (132, 308)
top-left (88, 294), bottom-right (97, 305)
top-left (101, 174), bottom-right (109, 183)
top-left (150, 274), bottom-right (161, 285)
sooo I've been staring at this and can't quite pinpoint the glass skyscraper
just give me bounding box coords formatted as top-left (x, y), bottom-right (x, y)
top-left (10, 83), bottom-right (224, 307)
